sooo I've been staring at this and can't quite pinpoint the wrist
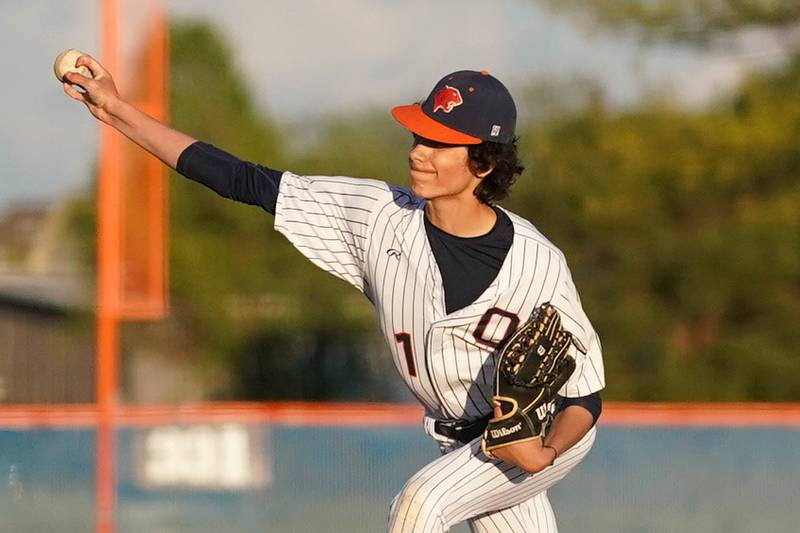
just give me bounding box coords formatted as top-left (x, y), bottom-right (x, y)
top-left (542, 444), bottom-right (559, 465)
top-left (105, 96), bottom-right (131, 126)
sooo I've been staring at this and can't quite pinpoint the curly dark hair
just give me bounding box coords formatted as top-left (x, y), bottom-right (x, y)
top-left (468, 137), bottom-right (524, 204)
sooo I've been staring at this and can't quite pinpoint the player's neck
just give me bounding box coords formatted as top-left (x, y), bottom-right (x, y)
top-left (425, 198), bottom-right (497, 237)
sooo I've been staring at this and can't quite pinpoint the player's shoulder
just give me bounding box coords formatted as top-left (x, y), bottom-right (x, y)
top-left (281, 171), bottom-right (388, 195)
top-left (499, 207), bottom-right (569, 264)
top-left (283, 172), bottom-right (421, 206)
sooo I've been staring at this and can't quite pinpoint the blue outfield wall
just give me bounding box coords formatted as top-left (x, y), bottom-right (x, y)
top-left (0, 424), bottom-right (798, 532)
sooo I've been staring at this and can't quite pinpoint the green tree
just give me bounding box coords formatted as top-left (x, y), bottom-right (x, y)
top-left (542, 0), bottom-right (800, 44)
top-left (168, 21), bottom-right (407, 400)
top-left (507, 59), bottom-right (800, 400)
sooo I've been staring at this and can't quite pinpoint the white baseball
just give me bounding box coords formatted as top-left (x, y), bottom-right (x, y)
top-left (54, 48), bottom-right (93, 82)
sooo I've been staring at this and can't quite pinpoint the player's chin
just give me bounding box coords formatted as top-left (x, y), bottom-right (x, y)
top-left (409, 171), bottom-right (435, 198)
top-left (410, 181), bottom-right (433, 199)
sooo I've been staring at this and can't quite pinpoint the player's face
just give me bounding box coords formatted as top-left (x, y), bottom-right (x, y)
top-left (408, 135), bottom-right (483, 203)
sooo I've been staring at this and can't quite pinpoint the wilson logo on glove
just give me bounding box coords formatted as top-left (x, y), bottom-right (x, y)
top-left (489, 423), bottom-right (523, 439)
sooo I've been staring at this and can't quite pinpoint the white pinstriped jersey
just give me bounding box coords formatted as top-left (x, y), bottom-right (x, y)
top-left (274, 172), bottom-right (605, 422)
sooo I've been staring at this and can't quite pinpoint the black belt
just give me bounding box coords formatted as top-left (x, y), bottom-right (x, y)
top-left (434, 416), bottom-right (492, 444)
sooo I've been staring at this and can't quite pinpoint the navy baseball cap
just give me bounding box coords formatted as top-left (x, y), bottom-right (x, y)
top-left (392, 70), bottom-right (516, 145)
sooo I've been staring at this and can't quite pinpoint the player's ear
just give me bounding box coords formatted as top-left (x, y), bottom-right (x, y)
top-left (467, 143), bottom-right (495, 179)
top-left (475, 165), bottom-right (494, 179)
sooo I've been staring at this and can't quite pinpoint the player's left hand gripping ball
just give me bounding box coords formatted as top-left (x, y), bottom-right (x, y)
top-left (482, 303), bottom-right (586, 457)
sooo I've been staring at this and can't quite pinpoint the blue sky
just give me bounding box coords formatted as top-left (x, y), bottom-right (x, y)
top-left (0, 0), bottom-right (777, 211)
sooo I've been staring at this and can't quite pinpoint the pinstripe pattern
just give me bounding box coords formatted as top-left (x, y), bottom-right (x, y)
top-left (388, 428), bottom-right (595, 532)
top-left (468, 492), bottom-right (557, 533)
top-left (275, 172), bottom-right (604, 530)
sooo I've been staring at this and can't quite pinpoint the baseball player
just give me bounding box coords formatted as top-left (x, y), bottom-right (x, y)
top-left (63, 55), bottom-right (605, 531)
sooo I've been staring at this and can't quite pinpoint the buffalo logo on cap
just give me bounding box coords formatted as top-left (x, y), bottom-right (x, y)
top-left (432, 85), bottom-right (463, 113)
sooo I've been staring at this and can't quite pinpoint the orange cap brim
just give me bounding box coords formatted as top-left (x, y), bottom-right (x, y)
top-left (391, 104), bottom-right (482, 145)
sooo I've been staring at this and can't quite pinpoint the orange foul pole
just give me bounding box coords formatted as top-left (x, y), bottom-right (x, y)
top-left (97, 0), bottom-right (121, 531)
top-left (96, 2), bottom-right (169, 530)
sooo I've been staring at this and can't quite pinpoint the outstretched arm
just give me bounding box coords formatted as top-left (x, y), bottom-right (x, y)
top-left (62, 53), bottom-right (283, 213)
top-left (62, 53), bottom-right (195, 169)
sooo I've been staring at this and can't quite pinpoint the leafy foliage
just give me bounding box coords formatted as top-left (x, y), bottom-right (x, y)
top-left (508, 59), bottom-right (800, 400)
top-left (542, 0), bottom-right (800, 44)
top-left (166, 21), bottom-right (410, 399)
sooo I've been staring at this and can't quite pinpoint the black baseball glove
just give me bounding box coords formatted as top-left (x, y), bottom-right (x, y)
top-left (481, 302), bottom-right (586, 457)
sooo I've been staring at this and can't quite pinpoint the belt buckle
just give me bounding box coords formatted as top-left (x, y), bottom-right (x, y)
top-left (434, 419), bottom-right (460, 440)
top-left (435, 417), bottom-right (489, 443)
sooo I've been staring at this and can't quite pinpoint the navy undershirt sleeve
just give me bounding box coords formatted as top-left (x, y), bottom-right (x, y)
top-left (556, 391), bottom-right (602, 425)
top-left (176, 141), bottom-right (283, 214)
